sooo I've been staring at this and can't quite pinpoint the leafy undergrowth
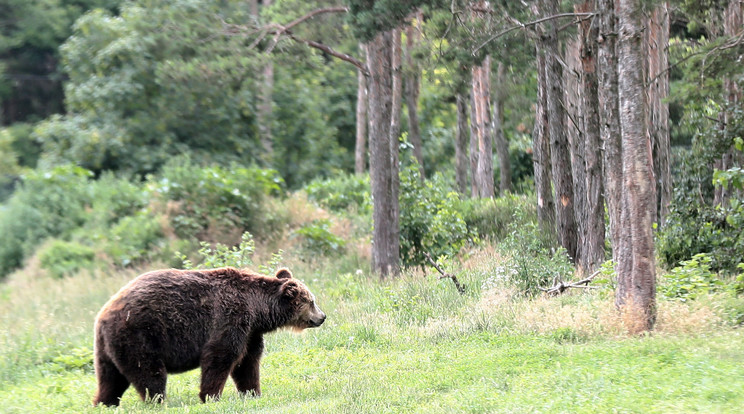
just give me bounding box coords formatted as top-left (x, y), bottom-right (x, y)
top-left (1, 252), bottom-right (744, 413)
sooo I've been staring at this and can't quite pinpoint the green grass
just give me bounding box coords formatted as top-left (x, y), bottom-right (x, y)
top-left (2, 257), bottom-right (744, 413)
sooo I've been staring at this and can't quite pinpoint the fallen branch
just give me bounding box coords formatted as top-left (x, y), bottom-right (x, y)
top-left (424, 252), bottom-right (466, 295)
top-left (539, 269), bottom-right (601, 296)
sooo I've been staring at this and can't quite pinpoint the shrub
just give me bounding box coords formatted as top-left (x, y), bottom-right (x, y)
top-left (104, 213), bottom-right (165, 267)
top-left (499, 210), bottom-right (574, 295)
top-left (662, 253), bottom-right (723, 301)
top-left (178, 232), bottom-right (283, 273)
top-left (294, 219), bottom-right (347, 258)
top-left (38, 240), bottom-right (96, 279)
top-left (0, 165), bottom-right (93, 277)
top-left (658, 138), bottom-right (744, 275)
top-left (398, 164), bottom-right (476, 268)
top-left (459, 194), bottom-right (536, 240)
top-left (305, 173), bottom-right (371, 214)
top-left (153, 156), bottom-right (284, 242)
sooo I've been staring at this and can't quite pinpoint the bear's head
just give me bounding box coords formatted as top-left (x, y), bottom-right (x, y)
top-left (276, 268), bottom-right (326, 331)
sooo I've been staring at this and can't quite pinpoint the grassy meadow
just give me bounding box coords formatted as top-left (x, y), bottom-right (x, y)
top-left (1, 244), bottom-right (744, 414)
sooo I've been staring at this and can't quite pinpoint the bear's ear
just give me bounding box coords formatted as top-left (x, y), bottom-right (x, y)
top-left (281, 280), bottom-right (300, 299)
top-left (275, 268), bottom-right (293, 279)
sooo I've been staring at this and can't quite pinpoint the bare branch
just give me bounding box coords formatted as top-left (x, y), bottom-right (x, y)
top-left (538, 269), bottom-right (602, 296)
top-left (288, 34), bottom-right (368, 76)
top-left (266, 7), bottom-right (349, 53)
top-left (424, 252), bottom-right (466, 294)
top-left (472, 12), bottom-right (596, 56)
top-left (218, 6), bottom-right (367, 75)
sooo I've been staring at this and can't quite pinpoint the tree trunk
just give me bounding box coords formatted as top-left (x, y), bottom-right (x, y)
top-left (533, 39), bottom-right (556, 236)
top-left (355, 43), bottom-right (368, 175)
top-left (257, 0), bottom-right (274, 166)
top-left (471, 58), bottom-right (495, 198)
top-left (565, 34), bottom-right (586, 269)
top-left (404, 13), bottom-right (425, 178)
top-left (367, 30), bottom-right (400, 278)
top-left (469, 84), bottom-right (480, 198)
top-left (646, 3), bottom-right (671, 225)
top-left (390, 28), bottom-right (403, 234)
top-left (542, 0), bottom-right (577, 261)
top-left (493, 61), bottom-right (511, 194)
top-left (578, 1), bottom-right (606, 275)
top-left (598, 0), bottom-right (622, 265)
top-left (616, 0), bottom-right (657, 332)
top-left (455, 92), bottom-right (470, 195)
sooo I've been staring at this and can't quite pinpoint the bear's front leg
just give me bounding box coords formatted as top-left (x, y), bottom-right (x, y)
top-left (199, 339), bottom-right (241, 402)
top-left (231, 334), bottom-right (264, 397)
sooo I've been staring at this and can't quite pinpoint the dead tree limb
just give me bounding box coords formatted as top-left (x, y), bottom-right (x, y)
top-left (424, 252), bottom-right (466, 294)
top-left (539, 269), bottom-right (601, 296)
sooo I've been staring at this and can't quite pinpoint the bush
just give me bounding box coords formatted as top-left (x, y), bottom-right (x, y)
top-left (499, 210), bottom-right (574, 295)
top-left (104, 213), bottom-right (165, 267)
top-left (154, 156), bottom-right (284, 242)
top-left (459, 194), bottom-right (536, 240)
top-left (661, 253), bottom-right (723, 301)
top-left (305, 173), bottom-right (371, 214)
top-left (177, 232), bottom-right (283, 273)
top-left (294, 219), bottom-right (346, 258)
top-left (658, 138), bottom-right (744, 275)
top-left (0, 165), bottom-right (93, 277)
top-left (398, 164), bottom-right (476, 268)
top-left (38, 240), bottom-right (96, 279)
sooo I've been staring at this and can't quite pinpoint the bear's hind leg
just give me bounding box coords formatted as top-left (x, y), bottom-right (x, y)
top-left (93, 357), bottom-right (130, 406)
top-left (126, 359), bottom-right (167, 403)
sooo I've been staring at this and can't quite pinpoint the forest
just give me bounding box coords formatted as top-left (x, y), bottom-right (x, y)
top-left (1, 0), bottom-right (744, 412)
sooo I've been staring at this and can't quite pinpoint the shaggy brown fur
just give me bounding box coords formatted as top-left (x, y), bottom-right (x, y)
top-left (92, 267), bottom-right (325, 406)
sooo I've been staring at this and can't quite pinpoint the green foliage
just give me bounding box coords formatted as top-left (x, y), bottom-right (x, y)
top-left (662, 253), bottom-right (723, 301)
top-left (294, 219), bottom-right (346, 258)
top-left (305, 173), bottom-right (371, 214)
top-left (38, 240), bottom-right (96, 279)
top-left (499, 210), bottom-right (574, 296)
top-left (49, 347), bottom-right (94, 373)
top-left (154, 156), bottom-right (284, 242)
top-left (458, 194), bottom-right (536, 240)
top-left (398, 163), bottom-right (475, 268)
top-left (34, 1), bottom-right (259, 175)
top-left (659, 137), bottom-right (744, 275)
top-left (104, 213), bottom-right (164, 268)
top-left (733, 264), bottom-right (744, 296)
top-left (0, 165), bottom-right (93, 276)
top-left (177, 232), bottom-right (283, 274)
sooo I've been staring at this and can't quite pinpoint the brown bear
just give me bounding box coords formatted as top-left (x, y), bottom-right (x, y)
top-left (92, 267), bottom-right (325, 406)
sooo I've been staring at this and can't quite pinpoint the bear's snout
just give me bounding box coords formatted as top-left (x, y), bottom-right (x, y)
top-left (308, 303), bottom-right (326, 327)
top-left (310, 311), bottom-right (326, 327)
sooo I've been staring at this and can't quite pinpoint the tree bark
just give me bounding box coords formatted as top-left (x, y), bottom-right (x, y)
top-left (646, 2), bottom-right (671, 225)
top-left (469, 82), bottom-right (480, 198)
top-left (493, 61), bottom-right (511, 194)
top-left (616, 0), bottom-right (657, 331)
top-left (257, 0), bottom-right (274, 166)
top-left (455, 93), bottom-right (470, 195)
top-left (578, 1), bottom-right (606, 275)
top-left (471, 58), bottom-right (495, 198)
top-left (404, 13), bottom-right (425, 178)
top-left (355, 44), bottom-right (368, 174)
top-left (367, 30), bottom-right (400, 277)
top-left (597, 0), bottom-right (622, 265)
top-left (565, 33), bottom-right (586, 268)
top-left (542, 0), bottom-right (578, 261)
top-left (533, 39), bottom-right (556, 236)
top-left (390, 29), bottom-right (403, 233)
